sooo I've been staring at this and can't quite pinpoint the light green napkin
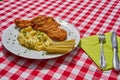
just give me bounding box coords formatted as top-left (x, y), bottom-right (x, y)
top-left (80, 32), bottom-right (120, 70)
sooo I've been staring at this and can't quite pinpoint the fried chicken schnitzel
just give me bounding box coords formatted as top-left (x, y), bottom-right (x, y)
top-left (14, 15), bottom-right (67, 41)
top-left (15, 19), bottom-right (33, 28)
top-left (32, 15), bottom-right (60, 32)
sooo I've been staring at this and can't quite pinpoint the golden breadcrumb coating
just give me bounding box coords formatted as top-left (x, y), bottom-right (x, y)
top-left (14, 15), bottom-right (67, 41)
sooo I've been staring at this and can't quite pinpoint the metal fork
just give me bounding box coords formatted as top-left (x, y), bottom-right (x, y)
top-left (98, 34), bottom-right (106, 68)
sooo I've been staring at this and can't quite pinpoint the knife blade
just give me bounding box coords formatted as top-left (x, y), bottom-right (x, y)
top-left (111, 31), bottom-right (119, 70)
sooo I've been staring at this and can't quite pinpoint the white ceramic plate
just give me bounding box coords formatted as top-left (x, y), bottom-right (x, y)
top-left (2, 18), bottom-right (80, 59)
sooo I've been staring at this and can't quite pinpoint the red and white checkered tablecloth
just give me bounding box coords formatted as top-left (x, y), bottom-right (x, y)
top-left (0, 0), bottom-right (120, 80)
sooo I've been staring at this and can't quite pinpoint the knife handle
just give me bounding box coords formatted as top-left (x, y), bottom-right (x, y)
top-left (113, 48), bottom-right (119, 70)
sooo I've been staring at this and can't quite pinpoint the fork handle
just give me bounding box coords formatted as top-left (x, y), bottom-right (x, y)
top-left (100, 42), bottom-right (106, 68)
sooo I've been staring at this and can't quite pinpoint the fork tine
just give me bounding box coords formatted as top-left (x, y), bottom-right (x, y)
top-left (98, 34), bottom-right (106, 43)
top-left (98, 34), bottom-right (104, 38)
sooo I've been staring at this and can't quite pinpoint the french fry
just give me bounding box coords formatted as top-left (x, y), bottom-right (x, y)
top-left (50, 39), bottom-right (75, 45)
top-left (48, 45), bottom-right (74, 48)
top-left (45, 47), bottom-right (72, 53)
top-left (58, 39), bottom-right (75, 42)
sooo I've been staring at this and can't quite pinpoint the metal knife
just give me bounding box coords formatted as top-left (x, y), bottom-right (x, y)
top-left (111, 31), bottom-right (119, 70)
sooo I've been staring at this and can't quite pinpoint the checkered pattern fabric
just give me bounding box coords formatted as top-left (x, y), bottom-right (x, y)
top-left (0, 0), bottom-right (120, 80)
